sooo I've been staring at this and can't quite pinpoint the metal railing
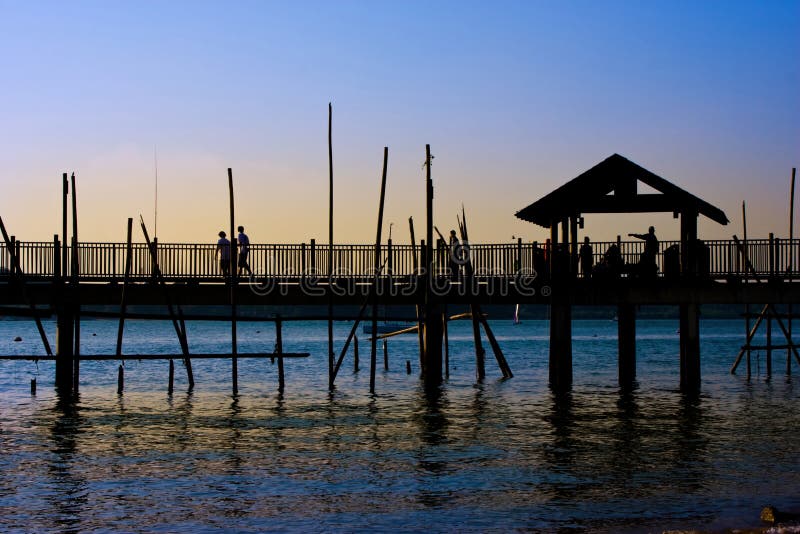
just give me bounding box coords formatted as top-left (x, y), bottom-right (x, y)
top-left (2, 238), bottom-right (798, 281)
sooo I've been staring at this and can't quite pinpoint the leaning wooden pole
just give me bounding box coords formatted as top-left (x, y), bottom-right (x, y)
top-left (788, 168), bottom-right (796, 374)
top-left (743, 201), bottom-right (751, 378)
top-left (140, 216), bottom-right (194, 388)
top-left (228, 167), bottom-right (238, 396)
top-left (327, 102), bottom-right (335, 390)
top-left (70, 172), bottom-right (80, 390)
top-left (115, 218), bottom-right (134, 359)
top-left (477, 307), bottom-right (513, 378)
top-left (0, 217), bottom-right (53, 356)
top-left (331, 256), bottom-right (389, 381)
top-left (370, 147), bottom-right (389, 393)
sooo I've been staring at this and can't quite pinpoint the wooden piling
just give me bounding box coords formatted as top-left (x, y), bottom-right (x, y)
top-left (789, 168), bottom-right (795, 374)
top-left (228, 167), bottom-right (238, 396)
top-left (679, 303), bottom-right (701, 391)
top-left (618, 303), bottom-right (636, 387)
top-left (549, 298), bottom-right (573, 390)
top-left (276, 317), bottom-right (285, 394)
top-left (422, 144), bottom-right (443, 386)
top-left (168, 359), bottom-right (174, 395)
top-left (30, 378), bottom-right (36, 395)
top-left (443, 309), bottom-right (449, 379)
top-left (371, 147), bottom-right (389, 393)
top-left (327, 102), bottom-right (334, 391)
top-left (117, 364), bottom-right (124, 394)
top-left (743, 201), bottom-right (751, 378)
top-left (767, 308), bottom-right (773, 379)
top-left (471, 303), bottom-right (486, 380)
top-left (409, 216), bottom-right (425, 370)
top-left (383, 339), bottom-right (388, 371)
top-left (62, 173), bottom-right (68, 281)
top-left (69, 173), bottom-right (81, 391)
top-left (354, 334), bottom-right (359, 372)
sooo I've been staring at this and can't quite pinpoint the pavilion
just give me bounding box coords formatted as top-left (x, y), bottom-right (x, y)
top-left (515, 153), bottom-right (729, 390)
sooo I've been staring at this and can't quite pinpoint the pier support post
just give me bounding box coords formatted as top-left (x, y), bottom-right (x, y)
top-left (679, 303), bottom-right (701, 391)
top-left (423, 304), bottom-right (444, 386)
top-left (549, 298), bottom-right (572, 390)
top-left (618, 304), bottom-right (636, 387)
top-left (55, 305), bottom-right (75, 393)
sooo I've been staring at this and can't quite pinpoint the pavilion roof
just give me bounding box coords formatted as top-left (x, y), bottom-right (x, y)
top-left (514, 153), bottom-right (729, 228)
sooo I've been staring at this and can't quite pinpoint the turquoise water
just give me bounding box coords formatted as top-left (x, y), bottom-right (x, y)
top-left (1, 317), bottom-right (798, 532)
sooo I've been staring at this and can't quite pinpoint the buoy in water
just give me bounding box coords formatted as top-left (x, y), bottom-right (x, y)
top-left (13, 336), bottom-right (22, 342)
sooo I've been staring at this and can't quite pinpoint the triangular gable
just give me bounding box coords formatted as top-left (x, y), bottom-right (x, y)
top-left (515, 154), bottom-right (729, 228)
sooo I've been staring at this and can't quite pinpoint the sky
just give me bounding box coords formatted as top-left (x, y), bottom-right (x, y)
top-left (1, 0), bottom-right (798, 245)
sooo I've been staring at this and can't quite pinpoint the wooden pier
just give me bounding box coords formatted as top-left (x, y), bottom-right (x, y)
top-left (2, 153), bottom-right (799, 396)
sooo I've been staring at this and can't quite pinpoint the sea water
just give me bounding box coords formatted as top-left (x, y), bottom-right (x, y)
top-left (0, 317), bottom-right (798, 532)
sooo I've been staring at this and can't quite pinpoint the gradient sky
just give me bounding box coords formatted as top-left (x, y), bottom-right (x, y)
top-left (1, 1), bottom-right (798, 245)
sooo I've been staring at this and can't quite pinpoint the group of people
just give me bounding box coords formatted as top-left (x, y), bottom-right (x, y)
top-left (216, 226), bottom-right (252, 278)
top-left (579, 226), bottom-right (658, 278)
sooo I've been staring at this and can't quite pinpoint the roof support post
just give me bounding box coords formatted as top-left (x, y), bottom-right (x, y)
top-left (680, 208), bottom-right (698, 276)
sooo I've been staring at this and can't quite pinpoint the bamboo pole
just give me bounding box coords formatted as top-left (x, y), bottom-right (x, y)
top-left (70, 173), bottom-right (81, 390)
top-left (140, 216), bottom-right (194, 388)
top-left (443, 306), bottom-right (449, 379)
top-left (229, 168), bottom-right (238, 396)
top-left (328, 102), bottom-right (334, 390)
top-left (276, 316), bottom-right (285, 394)
top-left (168, 359), bottom-right (174, 395)
top-left (743, 201), bottom-right (750, 378)
top-left (331, 257), bottom-right (389, 380)
top-left (766, 303), bottom-right (800, 368)
top-left (62, 173), bottom-right (68, 280)
top-left (370, 147), bottom-right (389, 393)
top-left (477, 308), bottom-right (513, 378)
top-left (789, 168), bottom-right (796, 374)
top-left (354, 335), bottom-right (359, 372)
top-left (409, 216), bottom-right (424, 369)
top-left (115, 218), bottom-right (133, 358)
top-left (0, 217), bottom-right (53, 356)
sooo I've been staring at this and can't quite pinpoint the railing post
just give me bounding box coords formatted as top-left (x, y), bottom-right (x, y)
top-left (387, 239), bottom-right (393, 276)
top-left (769, 233), bottom-right (775, 278)
top-left (301, 242), bottom-right (307, 278)
top-left (310, 239), bottom-right (316, 274)
top-left (10, 236), bottom-right (16, 274)
top-left (53, 236), bottom-right (61, 279)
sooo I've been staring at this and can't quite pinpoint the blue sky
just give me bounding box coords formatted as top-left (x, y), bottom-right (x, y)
top-left (1, 1), bottom-right (798, 244)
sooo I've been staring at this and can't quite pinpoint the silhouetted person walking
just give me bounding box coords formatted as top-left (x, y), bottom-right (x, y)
top-left (579, 236), bottom-right (593, 278)
top-left (216, 231), bottom-right (231, 278)
top-left (629, 226), bottom-right (658, 276)
top-left (237, 225), bottom-right (252, 277)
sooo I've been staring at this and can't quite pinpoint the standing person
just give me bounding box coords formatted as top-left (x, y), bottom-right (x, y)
top-left (237, 225), bottom-right (252, 277)
top-left (579, 236), bottom-right (593, 278)
top-left (448, 230), bottom-right (462, 280)
top-left (216, 231), bottom-right (231, 278)
top-left (629, 226), bottom-right (659, 276)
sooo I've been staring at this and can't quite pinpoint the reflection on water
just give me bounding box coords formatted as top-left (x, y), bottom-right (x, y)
top-left (0, 319), bottom-right (798, 532)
